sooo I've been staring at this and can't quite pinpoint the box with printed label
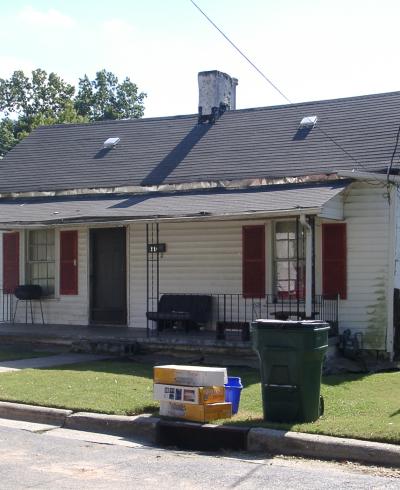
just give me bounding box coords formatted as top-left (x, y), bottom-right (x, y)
top-left (154, 383), bottom-right (225, 405)
top-left (153, 365), bottom-right (227, 387)
top-left (159, 401), bottom-right (232, 422)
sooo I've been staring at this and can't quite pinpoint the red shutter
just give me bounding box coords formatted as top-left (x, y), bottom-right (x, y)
top-left (3, 232), bottom-right (19, 294)
top-left (242, 225), bottom-right (265, 298)
top-left (322, 223), bottom-right (347, 299)
top-left (60, 230), bottom-right (78, 295)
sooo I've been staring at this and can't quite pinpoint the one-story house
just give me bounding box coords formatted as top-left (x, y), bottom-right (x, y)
top-left (0, 70), bottom-right (399, 359)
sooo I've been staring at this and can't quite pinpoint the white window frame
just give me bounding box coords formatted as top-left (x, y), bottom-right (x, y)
top-left (26, 229), bottom-right (56, 296)
top-left (273, 220), bottom-right (306, 299)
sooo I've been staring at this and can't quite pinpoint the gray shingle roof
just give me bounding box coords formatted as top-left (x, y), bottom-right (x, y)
top-left (0, 181), bottom-right (347, 225)
top-left (1, 91), bottom-right (399, 193)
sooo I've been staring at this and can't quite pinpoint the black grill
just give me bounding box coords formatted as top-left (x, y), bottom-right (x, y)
top-left (14, 285), bottom-right (43, 301)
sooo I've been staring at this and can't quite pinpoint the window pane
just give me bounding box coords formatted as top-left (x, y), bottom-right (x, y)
top-left (27, 229), bottom-right (55, 295)
top-left (276, 262), bottom-right (288, 281)
top-left (276, 241), bottom-right (288, 259)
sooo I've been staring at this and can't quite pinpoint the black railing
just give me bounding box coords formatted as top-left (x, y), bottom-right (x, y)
top-left (147, 293), bottom-right (339, 339)
top-left (0, 289), bottom-right (14, 323)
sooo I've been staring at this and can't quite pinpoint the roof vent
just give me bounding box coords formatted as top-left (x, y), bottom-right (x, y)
top-left (103, 137), bottom-right (120, 149)
top-left (299, 116), bottom-right (318, 129)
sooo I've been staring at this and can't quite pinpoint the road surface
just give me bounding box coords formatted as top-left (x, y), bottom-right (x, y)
top-left (0, 418), bottom-right (398, 489)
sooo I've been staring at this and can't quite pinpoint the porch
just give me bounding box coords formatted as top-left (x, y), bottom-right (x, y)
top-left (145, 293), bottom-right (339, 339)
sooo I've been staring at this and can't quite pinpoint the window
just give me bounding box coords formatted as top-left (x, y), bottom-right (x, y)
top-left (274, 221), bottom-right (305, 299)
top-left (26, 230), bottom-right (55, 295)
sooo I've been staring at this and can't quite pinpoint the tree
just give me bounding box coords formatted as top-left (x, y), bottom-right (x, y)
top-left (0, 68), bottom-right (146, 157)
top-left (0, 118), bottom-right (18, 158)
top-left (0, 69), bottom-right (75, 119)
top-left (75, 69), bottom-right (146, 121)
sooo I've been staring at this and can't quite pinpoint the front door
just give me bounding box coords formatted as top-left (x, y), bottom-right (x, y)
top-left (90, 227), bottom-right (127, 325)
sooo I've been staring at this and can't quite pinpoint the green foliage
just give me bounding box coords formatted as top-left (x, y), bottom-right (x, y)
top-left (0, 68), bottom-right (146, 157)
top-left (75, 69), bottom-right (146, 121)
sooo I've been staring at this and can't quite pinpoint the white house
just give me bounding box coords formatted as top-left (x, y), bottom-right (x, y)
top-left (0, 70), bottom-right (399, 359)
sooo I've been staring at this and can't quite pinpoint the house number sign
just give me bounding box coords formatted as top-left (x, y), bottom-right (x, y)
top-left (147, 243), bottom-right (166, 253)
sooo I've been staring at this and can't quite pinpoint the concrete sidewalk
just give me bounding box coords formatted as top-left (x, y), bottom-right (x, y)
top-left (0, 400), bottom-right (398, 469)
top-left (0, 353), bottom-right (110, 372)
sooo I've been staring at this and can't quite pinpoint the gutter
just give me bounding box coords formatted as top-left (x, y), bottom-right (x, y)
top-left (337, 169), bottom-right (400, 184)
top-left (0, 207), bottom-right (322, 230)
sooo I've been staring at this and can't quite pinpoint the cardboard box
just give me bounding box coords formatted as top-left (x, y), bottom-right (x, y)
top-left (154, 383), bottom-right (225, 405)
top-left (159, 401), bottom-right (232, 422)
top-left (153, 365), bottom-right (227, 387)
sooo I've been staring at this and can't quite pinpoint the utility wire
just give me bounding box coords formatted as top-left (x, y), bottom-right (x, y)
top-left (386, 123), bottom-right (400, 182)
top-left (190, 0), bottom-right (390, 182)
top-left (190, 0), bottom-right (292, 104)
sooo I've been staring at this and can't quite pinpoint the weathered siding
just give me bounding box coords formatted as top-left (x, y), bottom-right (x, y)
top-left (335, 182), bottom-right (391, 350)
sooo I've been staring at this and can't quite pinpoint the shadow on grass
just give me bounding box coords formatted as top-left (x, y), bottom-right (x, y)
top-left (322, 373), bottom-right (370, 385)
top-left (390, 409), bottom-right (400, 418)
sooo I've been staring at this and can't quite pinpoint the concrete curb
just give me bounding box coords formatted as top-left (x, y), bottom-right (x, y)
top-left (0, 401), bottom-right (72, 426)
top-left (0, 402), bottom-right (398, 467)
top-left (247, 427), bottom-right (400, 468)
top-left (64, 412), bottom-right (159, 443)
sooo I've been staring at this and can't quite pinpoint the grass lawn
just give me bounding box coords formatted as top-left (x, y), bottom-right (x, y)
top-left (0, 359), bottom-right (398, 444)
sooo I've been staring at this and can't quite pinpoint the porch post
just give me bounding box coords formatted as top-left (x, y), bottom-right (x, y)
top-left (300, 214), bottom-right (313, 318)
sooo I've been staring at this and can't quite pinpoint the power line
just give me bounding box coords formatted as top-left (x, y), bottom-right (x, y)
top-left (190, 0), bottom-right (388, 181)
top-left (387, 123), bottom-right (400, 182)
top-left (190, 0), bottom-right (292, 105)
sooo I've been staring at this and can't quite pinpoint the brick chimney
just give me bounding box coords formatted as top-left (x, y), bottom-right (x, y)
top-left (198, 70), bottom-right (238, 123)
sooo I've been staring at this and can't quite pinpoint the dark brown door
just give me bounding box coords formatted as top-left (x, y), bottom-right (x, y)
top-left (90, 227), bottom-right (127, 325)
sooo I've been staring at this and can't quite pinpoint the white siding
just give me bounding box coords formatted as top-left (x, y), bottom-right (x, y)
top-left (394, 190), bottom-right (400, 289)
top-left (129, 220), bottom-right (272, 329)
top-left (319, 193), bottom-right (344, 220)
top-left (0, 181), bottom-right (394, 353)
top-left (334, 182), bottom-right (391, 350)
top-left (12, 228), bottom-right (89, 325)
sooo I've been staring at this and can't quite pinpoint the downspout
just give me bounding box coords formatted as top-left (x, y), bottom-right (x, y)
top-left (387, 186), bottom-right (396, 359)
top-left (300, 214), bottom-right (312, 318)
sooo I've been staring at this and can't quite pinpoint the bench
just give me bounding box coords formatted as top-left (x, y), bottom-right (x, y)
top-left (146, 294), bottom-right (213, 332)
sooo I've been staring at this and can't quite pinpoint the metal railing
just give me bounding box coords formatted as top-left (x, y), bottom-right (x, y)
top-left (147, 292), bottom-right (339, 339)
top-left (0, 289), bottom-right (14, 323)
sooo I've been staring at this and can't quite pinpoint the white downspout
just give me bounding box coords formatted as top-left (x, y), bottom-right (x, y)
top-left (300, 214), bottom-right (312, 318)
top-left (387, 186), bottom-right (396, 359)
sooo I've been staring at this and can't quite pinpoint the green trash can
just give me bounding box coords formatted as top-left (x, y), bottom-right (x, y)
top-left (251, 319), bottom-right (330, 423)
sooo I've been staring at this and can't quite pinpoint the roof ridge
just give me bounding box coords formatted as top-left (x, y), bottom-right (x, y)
top-left (34, 90), bottom-right (400, 131)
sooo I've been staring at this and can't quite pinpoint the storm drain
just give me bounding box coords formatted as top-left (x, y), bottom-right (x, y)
top-left (157, 420), bottom-right (249, 451)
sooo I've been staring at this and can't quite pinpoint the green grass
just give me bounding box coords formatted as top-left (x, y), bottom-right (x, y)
top-left (0, 360), bottom-right (157, 415)
top-left (223, 367), bottom-right (400, 445)
top-left (0, 359), bottom-right (398, 444)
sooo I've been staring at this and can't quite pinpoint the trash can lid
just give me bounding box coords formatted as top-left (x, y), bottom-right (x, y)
top-left (252, 319), bottom-right (329, 330)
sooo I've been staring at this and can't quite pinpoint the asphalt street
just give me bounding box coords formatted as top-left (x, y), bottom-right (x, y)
top-left (0, 419), bottom-right (398, 489)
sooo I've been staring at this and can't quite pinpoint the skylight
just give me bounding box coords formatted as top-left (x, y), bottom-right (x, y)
top-left (103, 137), bottom-right (120, 149)
top-left (299, 116), bottom-right (318, 129)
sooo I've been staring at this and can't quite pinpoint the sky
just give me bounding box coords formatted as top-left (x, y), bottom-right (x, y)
top-left (1, 0), bottom-right (400, 118)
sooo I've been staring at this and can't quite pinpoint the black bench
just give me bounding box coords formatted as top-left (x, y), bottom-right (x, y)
top-left (146, 294), bottom-right (213, 332)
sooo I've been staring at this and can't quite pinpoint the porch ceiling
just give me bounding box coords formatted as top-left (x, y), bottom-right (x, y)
top-left (0, 181), bottom-right (348, 227)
